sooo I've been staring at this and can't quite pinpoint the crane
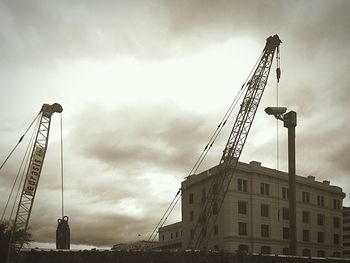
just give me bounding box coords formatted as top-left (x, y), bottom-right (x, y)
top-left (188, 35), bottom-right (282, 250)
top-left (6, 103), bottom-right (63, 263)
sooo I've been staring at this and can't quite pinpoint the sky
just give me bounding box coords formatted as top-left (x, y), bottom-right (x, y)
top-left (0, 0), bottom-right (349, 248)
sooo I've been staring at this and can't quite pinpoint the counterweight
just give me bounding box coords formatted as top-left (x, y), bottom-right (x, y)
top-left (188, 35), bottom-right (281, 250)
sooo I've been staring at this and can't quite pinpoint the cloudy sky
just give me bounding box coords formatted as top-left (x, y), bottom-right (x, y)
top-left (0, 0), bottom-right (349, 248)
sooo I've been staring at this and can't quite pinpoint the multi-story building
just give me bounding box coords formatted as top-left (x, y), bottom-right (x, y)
top-left (159, 160), bottom-right (345, 257)
top-left (343, 207), bottom-right (350, 257)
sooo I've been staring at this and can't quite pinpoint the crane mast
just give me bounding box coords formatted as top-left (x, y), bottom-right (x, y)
top-left (7, 103), bottom-right (63, 262)
top-left (188, 35), bottom-right (281, 250)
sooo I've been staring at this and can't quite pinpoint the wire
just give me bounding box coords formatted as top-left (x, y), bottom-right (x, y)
top-left (147, 189), bottom-right (181, 242)
top-left (0, 113), bottom-right (40, 173)
top-left (5, 116), bottom-right (40, 223)
top-left (148, 50), bottom-right (266, 241)
top-left (60, 113), bottom-right (64, 218)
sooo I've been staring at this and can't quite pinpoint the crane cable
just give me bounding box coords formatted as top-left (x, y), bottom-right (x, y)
top-left (0, 112), bottom-right (40, 173)
top-left (148, 189), bottom-right (181, 242)
top-left (1, 115), bottom-right (41, 222)
top-left (188, 50), bottom-right (264, 177)
top-left (148, 50), bottom-right (265, 241)
top-left (60, 113), bottom-right (64, 218)
top-left (276, 46), bottom-right (281, 220)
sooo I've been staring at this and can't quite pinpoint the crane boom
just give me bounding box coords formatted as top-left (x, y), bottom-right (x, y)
top-left (188, 35), bottom-right (281, 250)
top-left (7, 103), bottom-right (63, 262)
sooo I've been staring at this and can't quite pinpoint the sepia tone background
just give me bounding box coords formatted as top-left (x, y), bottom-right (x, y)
top-left (0, 0), bottom-right (349, 248)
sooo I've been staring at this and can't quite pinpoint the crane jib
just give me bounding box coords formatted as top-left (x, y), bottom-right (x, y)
top-left (23, 147), bottom-right (45, 196)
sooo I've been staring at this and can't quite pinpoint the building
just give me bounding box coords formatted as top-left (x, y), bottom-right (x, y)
top-left (343, 207), bottom-right (350, 257)
top-left (159, 160), bottom-right (345, 257)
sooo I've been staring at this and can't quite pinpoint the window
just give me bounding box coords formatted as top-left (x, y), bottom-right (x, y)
top-left (260, 183), bottom-right (270, 195)
top-left (283, 247), bottom-right (289, 255)
top-left (201, 227), bottom-right (206, 237)
top-left (282, 187), bottom-right (289, 199)
top-left (302, 249), bottom-right (311, 257)
top-left (214, 224), bottom-right (218, 235)
top-left (302, 211), bottom-right (310, 224)
top-left (261, 246), bottom-right (271, 254)
top-left (238, 179), bottom-right (247, 192)
top-left (190, 230), bottom-right (194, 240)
top-left (344, 218), bottom-right (350, 224)
top-left (213, 202), bottom-right (218, 215)
top-left (333, 199), bottom-right (341, 210)
top-left (344, 226), bottom-right (350, 232)
top-left (201, 188), bottom-right (206, 202)
top-left (333, 252), bottom-right (341, 257)
top-left (190, 211), bottom-right (194, 221)
top-left (171, 233), bottom-right (173, 239)
top-left (334, 234), bottom-right (340, 245)
top-left (162, 235), bottom-right (164, 241)
top-left (318, 232), bottom-right (324, 243)
top-left (302, 191), bottom-right (310, 203)
top-left (238, 222), bottom-right (247, 236)
top-left (317, 214), bottom-right (324, 226)
top-left (317, 195), bottom-right (325, 206)
top-left (317, 250), bottom-right (325, 257)
top-left (334, 217), bottom-right (340, 228)
top-left (238, 201), bottom-right (247, 215)
top-left (189, 193), bottom-right (194, 204)
top-left (261, 204), bottom-right (269, 217)
top-left (283, 227), bottom-right (289, 240)
top-left (176, 232), bottom-right (178, 238)
top-left (213, 183), bottom-right (218, 195)
top-left (344, 234), bottom-right (350, 239)
top-left (238, 245), bottom-right (249, 253)
top-left (282, 207), bottom-right (289, 220)
top-left (261, 224), bottom-right (269, 238)
top-left (303, 230), bottom-right (310, 242)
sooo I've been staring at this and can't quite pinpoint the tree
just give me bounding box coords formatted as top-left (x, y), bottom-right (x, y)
top-left (0, 221), bottom-right (32, 263)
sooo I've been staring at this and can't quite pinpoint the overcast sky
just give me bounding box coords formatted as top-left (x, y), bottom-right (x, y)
top-left (0, 0), bottom-right (349, 248)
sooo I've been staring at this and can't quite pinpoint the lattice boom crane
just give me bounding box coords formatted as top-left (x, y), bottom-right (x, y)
top-left (188, 35), bottom-right (282, 250)
top-left (7, 103), bottom-right (63, 262)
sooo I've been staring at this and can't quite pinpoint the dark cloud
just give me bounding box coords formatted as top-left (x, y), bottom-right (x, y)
top-left (71, 104), bottom-right (221, 174)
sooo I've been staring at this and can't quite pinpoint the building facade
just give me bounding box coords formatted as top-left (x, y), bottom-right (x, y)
top-left (343, 207), bottom-right (350, 257)
top-left (159, 160), bottom-right (345, 257)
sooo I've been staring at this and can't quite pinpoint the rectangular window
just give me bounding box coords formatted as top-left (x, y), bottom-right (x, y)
top-left (317, 195), bottom-right (325, 206)
top-left (303, 230), bottom-right (310, 242)
top-left (283, 227), bottom-right (289, 240)
top-left (261, 224), bottom-right (269, 238)
top-left (238, 201), bottom-right (247, 215)
top-left (190, 229), bottom-right (194, 240)
top-left (334, 217), bottom-right (340, 228)
top-left (302, 191), bottom-right (310, 203)
top-left (318, 232), bottom-right (324, 243)
top-left (238, 222), bottom-right (247, 236)
top-left (201, 188), bottom-right (206, 203)
top-left (282, 187), bottom-right (289, 199)
top-left (282, 207), bottom-right (289, 220)
top-left (334, 234), bottom-right (340, 245)
top-left (317, 214), bottom-right (324, 226)
top-left (261, 204), bottom-right (269, 217)
top-left (302, 211), bottom-right (310, 224)
top-left (190, 211), bottom-right (194, 221)
top-left (189, 193), bottom-right (194, 204)
top-left (214, 224), bottom-right (218, 235)
top-left (213, 183), bottom-right (218, 195)
top-left (317, 250), bottom-right (325, 257)
top-left (333, 199), bottom-right (341, 210)
top-left (237, 179), bottom-right (248, 192)
top-left (260, 183), bottom-right (270, 195)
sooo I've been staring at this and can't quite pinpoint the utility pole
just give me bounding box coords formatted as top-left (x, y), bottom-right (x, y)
top-left (265, 107), bottom-right (297, 255)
